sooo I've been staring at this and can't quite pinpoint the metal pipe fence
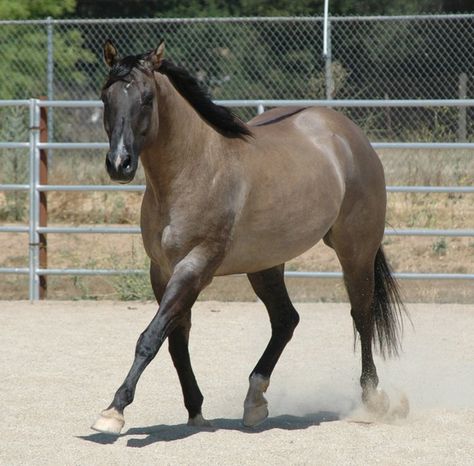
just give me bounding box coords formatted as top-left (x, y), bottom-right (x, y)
top-left (0, 98), bottom-right (473, 300)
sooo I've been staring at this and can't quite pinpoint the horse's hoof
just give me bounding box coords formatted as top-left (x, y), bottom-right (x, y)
top-left (91, 408), bottom-right (125, 435)
top-left (389, 393), bottom-right (410, 420)
top-left (187, 413), bottom-right (212, 427)
top-left (243, 402), bottom-right (269, 427)
top-left (364, 388), bottom-right (390, 417)
top-left (243, 374), bottom-right (270, 427)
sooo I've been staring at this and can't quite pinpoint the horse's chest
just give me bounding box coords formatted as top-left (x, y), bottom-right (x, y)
top-left (140, 224), bottom-right (167, 267)
top-left (141, 213), bottom-right (202, 270)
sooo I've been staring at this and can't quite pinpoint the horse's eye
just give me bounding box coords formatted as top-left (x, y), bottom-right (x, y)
top-left (141, 93), bottom-right (153, 106)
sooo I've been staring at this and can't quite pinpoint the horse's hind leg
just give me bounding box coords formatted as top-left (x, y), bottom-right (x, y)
top-left (244, 264), bottom-right (300, 426)
top-left (338, 254), bottom-right (385, 406)
top-left (324, 227), bottom-right (403, 415)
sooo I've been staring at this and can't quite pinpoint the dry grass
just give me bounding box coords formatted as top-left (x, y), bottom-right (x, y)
top-left (0, 149), bottom-right (473, 301)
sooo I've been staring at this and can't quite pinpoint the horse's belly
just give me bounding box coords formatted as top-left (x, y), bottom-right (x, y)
top-left (216, 235), bottom-right (323, 276)
top-left (216, 200), bottom-right (340, 275)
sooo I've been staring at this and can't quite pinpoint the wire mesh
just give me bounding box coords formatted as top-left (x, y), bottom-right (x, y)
top-left (0, 15), bottom-right (473, 143)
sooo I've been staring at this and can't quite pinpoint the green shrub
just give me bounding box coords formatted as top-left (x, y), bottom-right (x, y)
top-left (432, 238), bottom-right (448, 256)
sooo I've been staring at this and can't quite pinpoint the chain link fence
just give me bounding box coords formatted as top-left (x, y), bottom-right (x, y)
top-left (0, 15), bottom-right (473, 143)
top-left (1, 15), bottom-right (474, 299)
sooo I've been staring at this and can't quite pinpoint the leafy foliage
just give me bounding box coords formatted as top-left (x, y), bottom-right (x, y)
top-left (0, 0), bottom-right (76, 19)
top-left (0, 17), bottom-right (94, 100)
top-left (72, 0), bottom-right (472, 19)
top-left (0, 107), bottom-right (28, 221)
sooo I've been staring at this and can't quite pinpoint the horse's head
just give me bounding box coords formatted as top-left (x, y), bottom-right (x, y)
top-left (101, 40), bottom-right (164, 183)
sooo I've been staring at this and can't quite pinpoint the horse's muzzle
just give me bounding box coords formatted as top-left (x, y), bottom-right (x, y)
top-left (106, 151), bottom-right (137, 183)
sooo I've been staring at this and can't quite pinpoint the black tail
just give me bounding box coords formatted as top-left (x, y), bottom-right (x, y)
top-left (371, 247), bottom-right (406, 358)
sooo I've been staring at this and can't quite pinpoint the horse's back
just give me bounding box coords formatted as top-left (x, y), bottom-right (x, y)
top-left (250, 106), bottom-right (385, 202)
top-left (247, 106), bottom-right (307, 127)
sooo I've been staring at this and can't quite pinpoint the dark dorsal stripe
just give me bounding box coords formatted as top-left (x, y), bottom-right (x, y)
top-left (158, 60), bottom-right (252, 139)
top-left (250, 107), bottom-right (307, 127)
top-left (102, 53), bottom-right (252, 139)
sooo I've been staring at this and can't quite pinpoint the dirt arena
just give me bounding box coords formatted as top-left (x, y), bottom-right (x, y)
top-left (1, 300), bottom-right (473, 465)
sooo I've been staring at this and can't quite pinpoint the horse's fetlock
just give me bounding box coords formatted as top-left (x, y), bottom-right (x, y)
top-left (114, 385), bottom-right (135, 408)
top-left (360, 371), bottom-right (378, 391)
top-left (185, 392), bottom-right (204, 416)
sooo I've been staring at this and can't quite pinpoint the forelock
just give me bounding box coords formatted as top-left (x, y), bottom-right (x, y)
top-left (102, 52), bottom-right (151, 90)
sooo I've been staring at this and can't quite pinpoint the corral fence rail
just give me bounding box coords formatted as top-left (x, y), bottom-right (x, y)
top-left (0, 98), bottom-right (474, 301)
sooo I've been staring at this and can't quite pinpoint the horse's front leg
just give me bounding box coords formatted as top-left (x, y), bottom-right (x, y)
top-left (91, 247), bottom-right (219, 435)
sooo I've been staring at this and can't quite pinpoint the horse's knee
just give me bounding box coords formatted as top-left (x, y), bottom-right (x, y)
top-left (135, 331), bottom-right (159, 361)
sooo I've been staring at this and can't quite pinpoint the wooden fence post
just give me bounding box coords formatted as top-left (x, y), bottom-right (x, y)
top-left (39, 98), bottom-right (48, 299)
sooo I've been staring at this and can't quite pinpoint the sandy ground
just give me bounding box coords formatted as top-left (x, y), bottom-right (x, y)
top-left (0, 301), bottom-right (473, 465)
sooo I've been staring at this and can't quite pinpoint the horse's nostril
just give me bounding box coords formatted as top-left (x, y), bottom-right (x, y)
top-left (106, 151), bottom-right (135, 181)
top-left (122, 155), bottom-right (132, 171)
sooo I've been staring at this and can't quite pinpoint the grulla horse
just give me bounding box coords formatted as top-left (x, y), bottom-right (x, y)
top-left (92, 40), bottom-right (405, 435)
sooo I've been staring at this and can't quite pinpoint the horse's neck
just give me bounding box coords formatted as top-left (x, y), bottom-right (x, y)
top-left (141, 74), bottom-right (221, 199)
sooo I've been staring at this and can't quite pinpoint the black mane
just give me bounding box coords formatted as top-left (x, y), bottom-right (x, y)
top-left (159, 59), bottom-right (252, 138)
top-left (103, 53), bottom-right (252, 139)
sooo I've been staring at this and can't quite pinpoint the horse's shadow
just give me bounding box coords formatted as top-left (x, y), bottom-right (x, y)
top-left (78, 411), bottom-right (340, 448)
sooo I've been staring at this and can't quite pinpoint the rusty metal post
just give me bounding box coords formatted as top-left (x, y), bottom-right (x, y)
top-left (39, 99), bottom-right (48, 299)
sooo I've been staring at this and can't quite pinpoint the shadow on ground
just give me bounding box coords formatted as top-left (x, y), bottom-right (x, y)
top-left (78, 411), bottom-right (340, 447)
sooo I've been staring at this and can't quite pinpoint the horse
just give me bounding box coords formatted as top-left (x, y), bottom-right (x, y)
top-left (92, 39), bottom-right (405, 435)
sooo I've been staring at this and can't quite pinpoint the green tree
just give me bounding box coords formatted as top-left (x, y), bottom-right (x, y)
top-left (0, 0), bottom-right (95, 99)
top-left (0, 0), bottom-right (76, 19)
top-left (72, 0), bottom-right (473, 19)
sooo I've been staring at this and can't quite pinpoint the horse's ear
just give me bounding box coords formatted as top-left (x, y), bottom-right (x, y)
top-left (149, 40), bottom-right (165, 70)
top-left (103, 39), bottom-right (119, 68)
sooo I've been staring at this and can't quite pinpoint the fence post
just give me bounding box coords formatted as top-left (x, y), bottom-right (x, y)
top-left (46, 17), bottom-right (54, 148)
top-left (324, 17), bottom-right (334, 100)
top-left (28, 100), bottom-right (41, 301)
top-left (39, 99), bottom-right (48, 299)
